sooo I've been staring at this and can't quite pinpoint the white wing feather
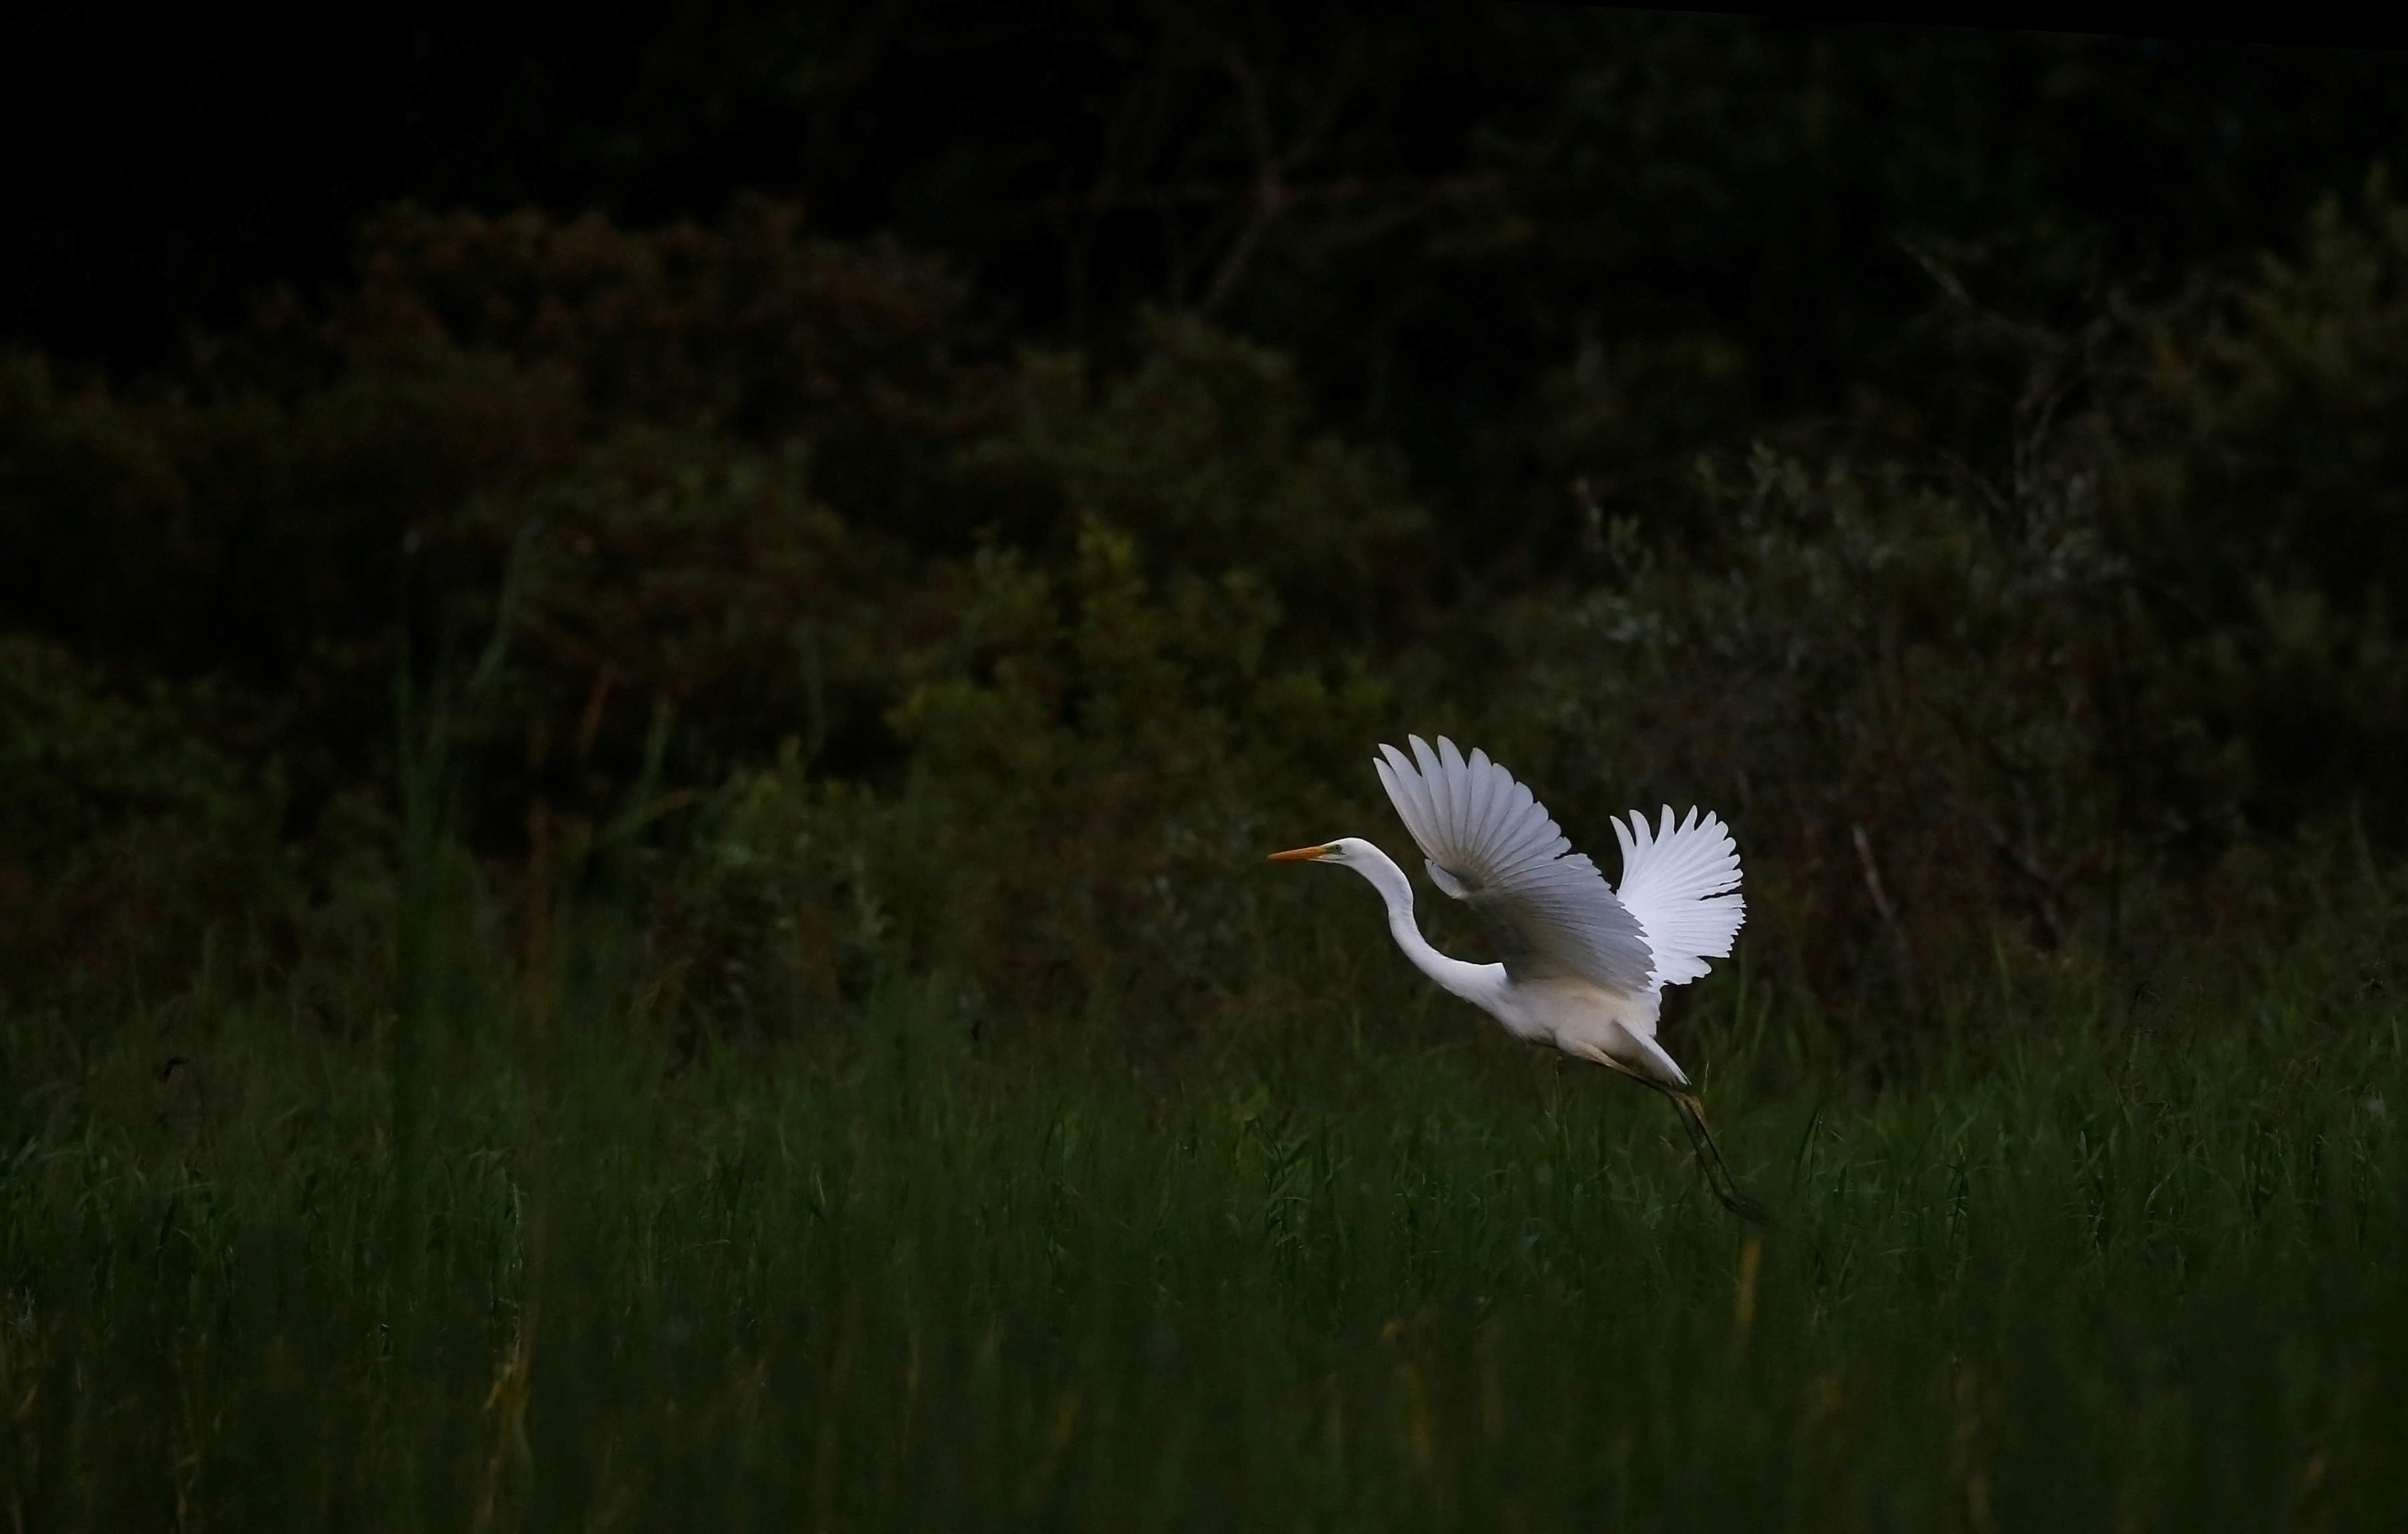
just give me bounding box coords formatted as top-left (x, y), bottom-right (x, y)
top-left (1372, 736), bottom-right (1654, 995)
top-left (1611, 805), bottom-right (1745, 988)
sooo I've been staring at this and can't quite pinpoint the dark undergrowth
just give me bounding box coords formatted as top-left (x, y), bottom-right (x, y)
top-left (1, 837), bottom-right (2400, 1531)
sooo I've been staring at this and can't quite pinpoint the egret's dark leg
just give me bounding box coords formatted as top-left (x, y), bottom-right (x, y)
top-left (1625, 1074), bottom-right (1773, 1228)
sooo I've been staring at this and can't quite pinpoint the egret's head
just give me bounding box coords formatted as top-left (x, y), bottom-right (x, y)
top-left (1268, 836), bottom-right (1372, 866)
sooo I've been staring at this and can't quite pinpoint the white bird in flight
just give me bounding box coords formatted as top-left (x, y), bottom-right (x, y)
top-left (1272, 735), bottom-right (1764, 1220)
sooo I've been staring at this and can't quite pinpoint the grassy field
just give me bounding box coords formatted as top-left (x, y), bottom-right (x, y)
top-left (2, 882), bottom-right (2403, 1532)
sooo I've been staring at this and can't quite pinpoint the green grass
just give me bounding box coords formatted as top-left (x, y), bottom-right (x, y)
top-left (1, 933), bottom-right (2403, 1530)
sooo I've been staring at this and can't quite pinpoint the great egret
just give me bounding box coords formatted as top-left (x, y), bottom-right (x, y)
top-left (1271, 735), bottom-right (1765, 1221)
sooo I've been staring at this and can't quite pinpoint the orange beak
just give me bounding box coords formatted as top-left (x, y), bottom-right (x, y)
top-left (1267, 844), bottom-right (1334, 862)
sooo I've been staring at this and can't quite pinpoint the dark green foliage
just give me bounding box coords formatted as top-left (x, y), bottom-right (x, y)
top-left (2121, 173), bottom-right (2408, 840)
top-left (7, 21), bottom-right (2407, 1521)
top-left (0, 633), bottom-right (288, 994)
top-left (0, 850), bottom-right (2402, 1529)
top-left (10, 174), bottom-right (2408, 1039)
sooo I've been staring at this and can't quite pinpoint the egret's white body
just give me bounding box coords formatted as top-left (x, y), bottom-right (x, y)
top-left (1274, 735), bottom-right (1761, 1218)
top-left (1327, 843), bottom-right (1685, 1082)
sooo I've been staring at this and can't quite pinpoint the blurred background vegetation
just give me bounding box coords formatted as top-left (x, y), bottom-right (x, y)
top-left (5, 6), bottom-right (2408, 1066)
top-left (10, 11), bottom-right (2408, 1526)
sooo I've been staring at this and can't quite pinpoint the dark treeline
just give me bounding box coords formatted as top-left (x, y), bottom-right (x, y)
top-left (6, 7), bottom-right (2408, 1065)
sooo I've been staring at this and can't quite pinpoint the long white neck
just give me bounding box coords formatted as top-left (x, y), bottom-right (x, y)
top-left (1341, 843), bottom-right (1501, 1008)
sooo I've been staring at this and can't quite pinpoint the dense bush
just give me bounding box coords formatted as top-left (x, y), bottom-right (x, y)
top-left (6, 179), bottom-right (2408, 1058)
top-left (2120, 173), bottom-right (2408, 843)
top-left (0, 633), bottom-right (285, 994)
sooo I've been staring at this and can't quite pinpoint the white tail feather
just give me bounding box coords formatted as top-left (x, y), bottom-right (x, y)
top-left (1612, 805), bottom-right (1745, 989)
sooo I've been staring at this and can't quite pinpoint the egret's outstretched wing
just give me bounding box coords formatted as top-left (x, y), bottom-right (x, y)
top-left (1373, 735), bottom-right (1653, 994)
top-left (1612, 807), bottom-right (1745, 988)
